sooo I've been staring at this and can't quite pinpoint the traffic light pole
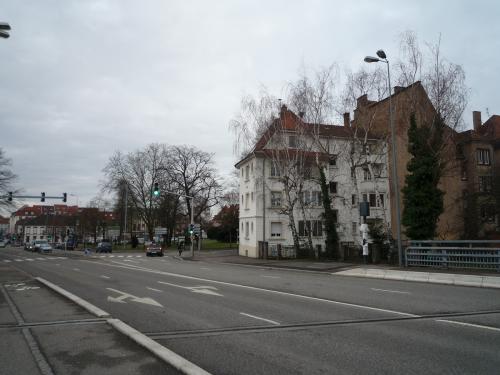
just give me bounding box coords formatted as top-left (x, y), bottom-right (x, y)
top-left (4, 193), bottom-right (68, 202)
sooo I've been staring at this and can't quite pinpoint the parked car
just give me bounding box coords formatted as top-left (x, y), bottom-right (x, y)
top-left (146, 242), bottom-right (164, 257)
top-left (38, 243), bottom-right (53, 253)
top-left (96, 241), bottom-right (112, 253)
top-left (0, 240), bottom-right (6, 248)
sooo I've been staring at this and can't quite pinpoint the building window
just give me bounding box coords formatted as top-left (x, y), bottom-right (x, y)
top-left (329, 181), bottom-right (337, 194)
top-left (241, 195), bottom-right (244, 205)
top-left (271, 192), bottom-right (282, 207)
top-left (477, 148), bottom-right (491, 165)
top-left (251, 192), bottom-right (254, 202)
top-left (480, 204), bottom-right (495, 222)
top-left (351, 168), bottom-right (356, 179)
top-left (298, 220), bottom-right (323, 237)
top-left (270, 222), bottom-right (282, 237)
top-left (368, 193), bottom-right (385, 207)
top-left (288, 135), bottom-right (297, 148)
top-left (270, 162), bottom-right (281, 177)
top-left (251, 222), bottom-right (254, 234)
top-left (245, 222), bottom-right (249, 238)
top-left (378, 194), bottom-right (384, 207)
top-left (363, 168), bottom-right (372, 181)
top-left (478, 176), bottom-right (493, 192)
top-left (251, 163), bottom-right (253, 173)
top-left (369, 193), bottom-right (377, 207)
top-left (245, 193), bottom-right (249, 209)
top-left (329, 155), bottom-right (337, 167)
top-left (245, 165), bottom-right (250, 181)
top-left (352, 222), bottom-right (358, 235)
top-left (352, 194), bottom-right (358, 206)
top-left (312, 191), bottom-right (322, 206)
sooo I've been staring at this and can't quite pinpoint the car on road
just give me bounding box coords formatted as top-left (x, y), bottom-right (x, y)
top-left (33, 240), bottom-right (50, 252)
top-left (0, 240), bottom-right (6, 248)
top-left (24, 242), bottom-right (35, 251)
top-left (146, 243), bottom-right (164, 257)
top-left (96, 241), bottom-right (112, 253)
top-left (38, 243), bottom-right (53, 253)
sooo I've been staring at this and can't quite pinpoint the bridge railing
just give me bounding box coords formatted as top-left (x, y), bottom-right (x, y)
top-left (405, 240), bottom-right (500, 272)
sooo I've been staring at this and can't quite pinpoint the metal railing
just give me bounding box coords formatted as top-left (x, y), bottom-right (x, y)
top-left (405, 240), bottom-right (500, 272)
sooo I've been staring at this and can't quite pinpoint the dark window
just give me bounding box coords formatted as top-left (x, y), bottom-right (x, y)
top-left (288, 135), bottom-right (297, 148)
top-left (478, 176), bottom-right (493, 192)
top-left (329, 181), bottom-right (337, 194)
top-left (351, 194), bottom-right (357, 205)
top-left (270, 162), bottom-right (280, 177)
top-left (329, 155), bottom-right (337, 166)
top-left (369, 193), bottom-right (377, 207)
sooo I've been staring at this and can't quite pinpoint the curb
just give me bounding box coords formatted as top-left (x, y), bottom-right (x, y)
top-left (35, 277), bottom-right (212, 375)
top-left (108, 318), bottom-right (212, 375)
top-left (36, 277), bottom-right (110, 317)
top-left (333, 269), bottom-right (500, 289)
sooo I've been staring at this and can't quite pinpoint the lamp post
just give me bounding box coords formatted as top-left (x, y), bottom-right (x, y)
top-left (364, 49), bottom-right (404, 267)
top-left (0, 22), bottom-right (11, 39)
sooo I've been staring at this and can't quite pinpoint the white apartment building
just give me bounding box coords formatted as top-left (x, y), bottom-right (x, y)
top-left (235, 106), bottom-right (391, 258)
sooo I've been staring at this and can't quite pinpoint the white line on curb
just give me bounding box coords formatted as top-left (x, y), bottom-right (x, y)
top-left (240, 312), bottom-right (280, 325)
top-left (107, 318), bottom-right (212, 375)
top-left (35, 277), bottom-right (110, 318)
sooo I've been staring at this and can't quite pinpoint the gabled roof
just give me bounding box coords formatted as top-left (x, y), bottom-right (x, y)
top-left (235, 105), bottom-right (381, 168)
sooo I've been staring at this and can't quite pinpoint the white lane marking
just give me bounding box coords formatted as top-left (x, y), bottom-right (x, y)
top-left (73, 268), bottom-right (80, 271)
top-left (106, 288), bottom-right (163, 307)
top-left (200, 267), bottom-right (211, 270)
top-left (261, 275), bottom-right (280, 279)
top-left (3, 260), bottom-right (11, 263)
top-left (118, 255), bottom-right (124, 258)
top-left (100, 255), bottom-right (106, 258)
top-left (240, 312), bottom-right (280, 326)
top-left (371, 288), bottom-right (411, 295)
top-left (127, 255), bottom-right (133, 258)
top-left (158, 281), bottom-right (224, 297)
top-left (135, 256), bottom-right (142, 258)
top-left (26, 258), bottom-right (34, 261)
top-left (15, 259), bottom-right (23, 262)
top-left (93, 260), bottom-right (418, 317)
top-left (436, 319), bottom-right (500, 332)
top-left (56, 257), bottom-right (67, 259)
top-left (101, 275), bottom-right (111, 279)
top-left (147, 287), bottom-right (162, 292)
top-left (109, 255), bottom-right (115, 258)
top-left (36, 258), bottom-right (45, 261)
top-left (55, 264), bottom-right (60, 266)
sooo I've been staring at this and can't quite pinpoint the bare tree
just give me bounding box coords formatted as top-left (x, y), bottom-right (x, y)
top-left (103, 144), bottom-right (169, 240)
top-left (0, 148), bottom-right (17, 209)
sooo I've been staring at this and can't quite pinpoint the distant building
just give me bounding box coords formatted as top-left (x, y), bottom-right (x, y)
top-left (0, 216), bottom-right (9, 236)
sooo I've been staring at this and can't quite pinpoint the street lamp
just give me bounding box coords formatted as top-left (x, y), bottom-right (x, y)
top-left (0, 22), bottom-right (11, 39)
top-left (364, 49), bottom-right (404, 267)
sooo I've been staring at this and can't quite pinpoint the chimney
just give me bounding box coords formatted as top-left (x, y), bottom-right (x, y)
top-left (473, 111), bottom-right (482, 131)
top-left (356, 94), bottom-right (369, 108)
top-left (343, 112), bottom-right (351, 127)
top-left (394, 86), bottom-right (404, 94)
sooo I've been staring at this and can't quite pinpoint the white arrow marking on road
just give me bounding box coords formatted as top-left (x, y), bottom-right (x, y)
top-left (106, 288), bottom-right (163, 307)
top-left (157, 281), bottom-right (223, 297)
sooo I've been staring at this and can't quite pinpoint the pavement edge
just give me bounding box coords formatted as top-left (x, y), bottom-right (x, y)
top-left (35, 277), bottom-right (213, 375)
top-left (108, 318), bottom-right (212, 375)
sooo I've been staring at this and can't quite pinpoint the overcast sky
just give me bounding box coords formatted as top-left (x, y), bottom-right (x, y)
top-left (1, 0), bottom-right (499, 210)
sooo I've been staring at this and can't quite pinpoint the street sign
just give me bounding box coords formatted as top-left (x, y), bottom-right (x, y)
top-left (193, 224), bottom-right (201, 235)
top-left (154, 227), bottom-right (167, 235)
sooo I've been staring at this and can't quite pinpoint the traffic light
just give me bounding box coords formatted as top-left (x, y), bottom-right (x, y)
top-left (8, 192), bottom-right (12, 201)
top-left (189, 223), bottom-right (194, 235)
top-left (153, 183), bottom-right (159, 197)
top-left (63, 193), bottom-right (67, 202)
top-left (41, 192), bottom-right (45, 202)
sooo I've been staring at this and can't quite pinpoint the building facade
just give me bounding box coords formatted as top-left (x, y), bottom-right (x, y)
top-left (236, 105), bottom-right (390, 258)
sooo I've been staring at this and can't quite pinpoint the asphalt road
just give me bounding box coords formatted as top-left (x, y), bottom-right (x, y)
top-left (2, 246), bottom-right (500, 374)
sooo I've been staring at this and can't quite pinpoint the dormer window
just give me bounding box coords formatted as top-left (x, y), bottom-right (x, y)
top-left (288, 135), bottom-right (297, 148)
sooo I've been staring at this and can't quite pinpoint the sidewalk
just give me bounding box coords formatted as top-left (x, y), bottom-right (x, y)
top-left (0, 262), bottom-right (181, 375)
top-left (176, 249), bottom-right (500, 289)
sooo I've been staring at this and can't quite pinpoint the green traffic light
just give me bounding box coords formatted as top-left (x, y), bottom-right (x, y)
top-left (153, 190), bottom-right (160, 196)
